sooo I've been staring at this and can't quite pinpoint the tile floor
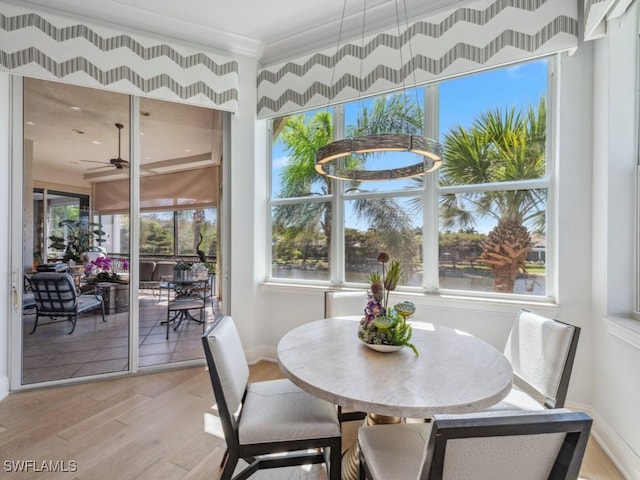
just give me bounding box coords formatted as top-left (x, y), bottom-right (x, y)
top-left (21, 292), bottom-right (218, 384)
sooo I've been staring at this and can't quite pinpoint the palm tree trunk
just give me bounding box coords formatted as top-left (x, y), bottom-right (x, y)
top-left (492, 264), bottom-right (517, 293)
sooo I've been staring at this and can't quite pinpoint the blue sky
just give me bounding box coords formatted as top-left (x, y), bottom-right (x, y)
top-left (439, 60), bottom-right (547, 136)
top-left (272, 58), bottom-right (548, 232)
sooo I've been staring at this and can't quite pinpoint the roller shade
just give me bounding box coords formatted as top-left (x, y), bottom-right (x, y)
top-left (93, 167), bottom-right (218, 214)
top-left (257, 0), bottom-right (578, 119)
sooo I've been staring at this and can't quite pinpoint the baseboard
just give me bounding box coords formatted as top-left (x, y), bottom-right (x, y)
top-left (565, 400), bottom-right (592, 414)
top-left (245, 345), bottom-right (278, 365)
top-left (591, 409), bottom-right (640, 479)
top-left (0, 375), bottom-right (9, 402)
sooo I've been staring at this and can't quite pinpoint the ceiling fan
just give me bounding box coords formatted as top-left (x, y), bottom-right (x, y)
top-left (109, 123), bottom-right (128, 169)
top-left (81, 123), bottom-right (129, 170)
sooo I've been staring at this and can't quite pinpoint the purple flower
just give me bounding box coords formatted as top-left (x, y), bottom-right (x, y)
top-left (363, 296), bottom-right (386, 324)
top-left (92, 256), bottom-right (111, 271)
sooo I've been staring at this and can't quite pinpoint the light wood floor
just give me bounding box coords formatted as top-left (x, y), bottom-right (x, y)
top-left (0, 362), bottom-right (625, 479)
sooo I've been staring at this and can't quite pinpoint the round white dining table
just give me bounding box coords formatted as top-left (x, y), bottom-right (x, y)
top-left (277, 316), bottom-right (513, 418)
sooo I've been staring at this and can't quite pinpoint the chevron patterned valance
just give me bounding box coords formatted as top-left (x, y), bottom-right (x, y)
top-left (257, 0), bottom-right (578, 119)
top-left (0, 4), bottom-right (238, 111)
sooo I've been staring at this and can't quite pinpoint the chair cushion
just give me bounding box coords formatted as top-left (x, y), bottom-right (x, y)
top-left (168, 299), bottom-right (204, 311)
top-left (207, 316), bottom-right (250, 415)
top-left (153, 261), bottom-right (177, 281)
top-left (503, 310), bottom-right (574, 400)
top-left (358, 423), bottom-right (431, 480)
top-left (485, 384), bottom-right (546, 411)
top-left (76, 295), bottom-right (103, 313)
top-left (23, 293), bottom-right (36, 309)
top-left (238, 378), bottom-right (340, 444)
top-left (433, 409), bottom-right (568, 479)
top-left (139, 261), bottom-right (156, 281)
top-left (441, 434), bottom-right (564, 480)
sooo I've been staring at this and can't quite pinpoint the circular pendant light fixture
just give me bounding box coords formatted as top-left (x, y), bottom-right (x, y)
top-left (315, 0), bottom-right (443, 182)
top-left (315, 133), bottom-right (442, 181)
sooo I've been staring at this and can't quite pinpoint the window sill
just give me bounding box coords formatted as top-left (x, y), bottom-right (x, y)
top-left (260, 281), bottom-right (559, 315)
top-left (604, 315), bottom-right (640, 350)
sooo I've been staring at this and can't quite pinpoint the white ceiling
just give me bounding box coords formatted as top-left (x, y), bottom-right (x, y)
top-left (24, 78), bottom-right (221, 184)
top-left (19, 0), bottom-right (470, 64)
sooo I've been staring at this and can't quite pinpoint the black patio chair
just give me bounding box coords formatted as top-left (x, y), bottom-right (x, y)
top-left (28, 272), bottom-right (105, 334)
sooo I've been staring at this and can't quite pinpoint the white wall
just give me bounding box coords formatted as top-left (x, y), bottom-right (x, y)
top-left (590, 4), bottom-right (640, 478)
top-left (228, 54), bottom-right (268, 360)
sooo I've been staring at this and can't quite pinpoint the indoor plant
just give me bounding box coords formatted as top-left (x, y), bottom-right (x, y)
top-left (357, 252), bottom-right (418, 355)
top-left (49, 219), bottom-right (106, 263)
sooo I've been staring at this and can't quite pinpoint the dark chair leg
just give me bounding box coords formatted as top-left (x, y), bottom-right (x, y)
top-left (100, 302), bottom-right (106, 322)
top-left (166, 308), bottom-right (170, 340)
top-left (220, 452), bottom-right (238, 480)
top-left (30, 312), bottom-right (40, 334)
top-left (68, 313), bottom-right (77, 334)
top-left (358, 450), bottom-right (366, 480)
top-left (329, 438), bottom-right (341, 480)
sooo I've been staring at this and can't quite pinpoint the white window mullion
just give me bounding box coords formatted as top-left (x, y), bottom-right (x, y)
top-left (332, 105), bottom-right (345, 286)
top-left (266, 121), bottom-right (274, 279)
top-left (128, 95), bottom-right (140, 374)
top-left (424, 84), bottom-right (440, 292)
top-left (545, 55), bottom-right (560, 302)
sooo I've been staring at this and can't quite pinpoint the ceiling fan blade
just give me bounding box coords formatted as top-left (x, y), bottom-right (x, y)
top-left (80, 159), bottom-right (110, 164)
top-left (86, 165), bottom-right (111, 171)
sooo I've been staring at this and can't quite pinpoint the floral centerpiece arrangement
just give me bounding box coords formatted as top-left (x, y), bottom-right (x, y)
top-left (358, 252), bottom-right (418, 355)
top-left (173, 261), bottom-right (215, 281)
top-left (190, 262), bottom-right (209, 281)
top-left (86, 256), bottom-right (129, 283)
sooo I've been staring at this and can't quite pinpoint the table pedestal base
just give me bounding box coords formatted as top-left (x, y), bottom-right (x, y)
top-left (342, 414), bottom-right (402, 480)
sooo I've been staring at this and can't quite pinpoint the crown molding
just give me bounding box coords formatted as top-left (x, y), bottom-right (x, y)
top-left (13, 0), bottom-right (263, 58)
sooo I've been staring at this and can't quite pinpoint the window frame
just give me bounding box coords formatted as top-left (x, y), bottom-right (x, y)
top-left (268, 57), bottom-right (557, 303)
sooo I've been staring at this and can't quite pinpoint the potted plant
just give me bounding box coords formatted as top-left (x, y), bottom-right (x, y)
top-left (49, 219), bottom-right (106, 263)
top-left (357, 252), bottom-right (418, 355)
top-left (173, 261), bottom-right (193, 282)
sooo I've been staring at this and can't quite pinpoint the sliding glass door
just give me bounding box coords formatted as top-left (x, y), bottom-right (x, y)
top-left (17, 77), bottom-right (222, 385)
top-left (21, 78), bottom-right (131, 384)
top-left (137, 97), bottom-right (220, 367)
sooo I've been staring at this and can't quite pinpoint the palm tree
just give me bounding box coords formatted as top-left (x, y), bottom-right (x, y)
top-left (274, 93), bottom-right (423, 268)
top-left (440, 98), bottom-right (547, 292)
top-left (274, 112), bottom-right (334, 254)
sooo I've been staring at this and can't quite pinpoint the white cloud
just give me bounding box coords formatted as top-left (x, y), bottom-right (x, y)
top-left (272, 156), bottom-right (291, 169)
top-left (506, 64), bottom-right (524, 78)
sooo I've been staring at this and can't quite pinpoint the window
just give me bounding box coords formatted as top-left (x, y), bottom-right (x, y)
top-left (42, 191), bottom-right (90, 261)
top-left (139, 208), bottom-right (217, 257)
top-left (269, 58), bottom-right (552, 299)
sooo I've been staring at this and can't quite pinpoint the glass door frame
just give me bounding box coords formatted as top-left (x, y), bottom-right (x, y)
top-left (9, 78), bottom-right (140, 389)
top-left (9, 74), bottom-right (24, 390)
top-left (9, 78), bottom-right (227, 390)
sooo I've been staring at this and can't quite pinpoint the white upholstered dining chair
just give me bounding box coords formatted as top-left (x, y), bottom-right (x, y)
top-left (358, 408), bottom-right (592, 480)
top-left (324, 289), bottom-right (369, 423)
top-left (490, 309), bottom-right (580, 411)
top-left (201, 316), bottom-right (342, 480)
top-left (324, 289), bottom-right (369, 318)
